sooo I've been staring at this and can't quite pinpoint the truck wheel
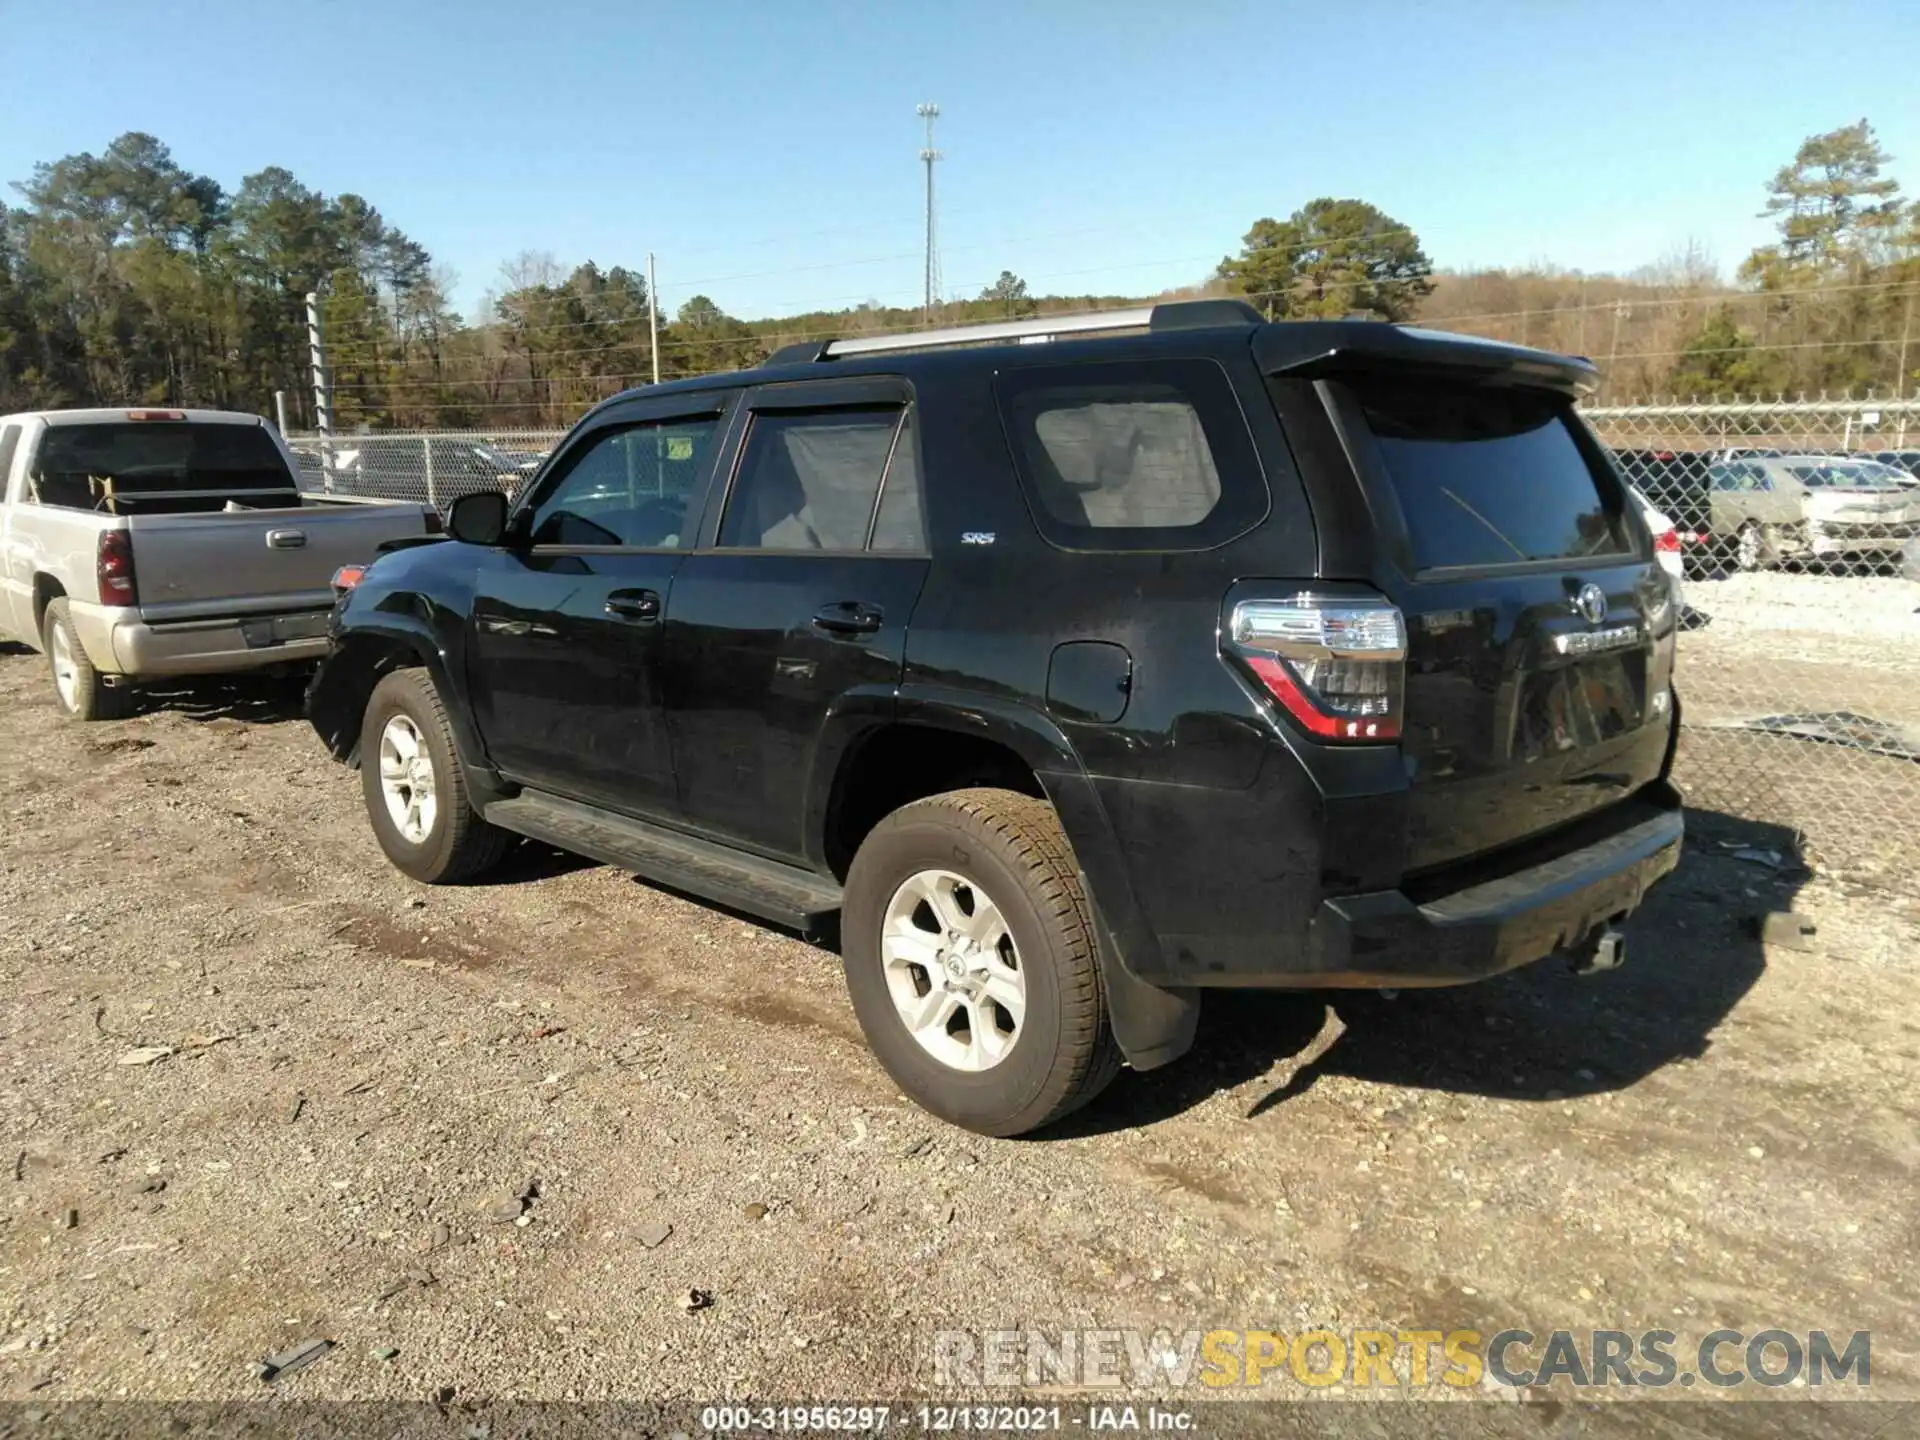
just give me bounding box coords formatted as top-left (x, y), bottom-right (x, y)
top-left (42, 598), bottom-right (130, 721)
top-left (1735, 523), bottom-right (1777, 572)
top-left (841, 787), bottom-right (1121, 1137)
top-left (359, 669), bottom-right (514, 884)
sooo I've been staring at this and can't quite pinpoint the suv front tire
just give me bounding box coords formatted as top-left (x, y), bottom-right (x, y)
top-left (841, 788), bottom-right (1121, 1137)
top-left (359, 669), bottom-right (514, 884)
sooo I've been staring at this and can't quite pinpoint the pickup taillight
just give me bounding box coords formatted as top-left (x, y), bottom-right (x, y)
top-left (97, 530), bottom-right (137, 606)
top-left (1225, 593), bottom-right (1407, 742)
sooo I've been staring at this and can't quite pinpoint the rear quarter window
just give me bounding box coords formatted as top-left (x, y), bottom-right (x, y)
top-left (995, 357), bottom-right (1267, 551)
top-left (1348, 380), bottom-right (1628, 571)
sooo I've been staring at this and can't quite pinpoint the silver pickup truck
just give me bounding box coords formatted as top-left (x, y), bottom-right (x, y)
top-left (0, 407), bottom-right (438, 719)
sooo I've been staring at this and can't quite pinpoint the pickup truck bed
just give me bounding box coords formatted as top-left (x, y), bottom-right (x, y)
top-left (0, 407), bottom-right (437, 717)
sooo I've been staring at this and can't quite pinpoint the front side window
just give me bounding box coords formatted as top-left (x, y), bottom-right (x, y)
top-left (528, 414), bottom-right (721, 548)
top-left (719, 407), bottom-right (912, 551)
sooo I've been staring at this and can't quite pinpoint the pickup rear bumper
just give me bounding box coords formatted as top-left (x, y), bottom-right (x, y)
top-left (1290, 793), bottom-right (1684, 988)
top-left (71, 601), bottom-right (333, 678)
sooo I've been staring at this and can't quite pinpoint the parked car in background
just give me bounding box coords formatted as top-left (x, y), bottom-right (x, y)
top-left (1610, 449), bottom-right (1713, 573)
top-left (324, 437), bottom-right (534, 507)
top-left (1630, 485), bottom-right (1685, 607)
top-left (1707, 454), bottom-right (1920, 571)
top-left (0, 407), bottom-right (439, 719)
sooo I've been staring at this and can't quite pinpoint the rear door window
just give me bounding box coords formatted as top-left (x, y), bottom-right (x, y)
top-left (995, 358), bottom-right (1267, 551)
top-left (1347, 380), bottom-right (1627, 570)
top-left (719, 408), bottom-right (908, 552)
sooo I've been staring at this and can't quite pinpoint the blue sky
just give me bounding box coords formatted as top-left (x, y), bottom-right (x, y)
top-left (3, 0), bottom-right (1916, 322)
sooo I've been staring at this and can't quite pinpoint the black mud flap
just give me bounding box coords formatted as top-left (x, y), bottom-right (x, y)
top-left (1090, 900), bottom-right (1199, 1072)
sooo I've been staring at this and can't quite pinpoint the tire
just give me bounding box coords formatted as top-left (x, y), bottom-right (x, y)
top-left (358, 668), bottom-right (514, 883)
top-left (1735, 523), bottom-right (1776, 573)
top-left (841, 787), bottom-right (1121, 1137)
top-left (42, 598), bottom-right (130, 722)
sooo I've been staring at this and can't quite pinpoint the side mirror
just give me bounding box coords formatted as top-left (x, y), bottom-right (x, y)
top-left (446, 489), bottom-right (510, 545)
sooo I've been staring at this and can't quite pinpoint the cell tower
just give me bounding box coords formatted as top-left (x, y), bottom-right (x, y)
top-left (917, 103), bottom-right (942, 321)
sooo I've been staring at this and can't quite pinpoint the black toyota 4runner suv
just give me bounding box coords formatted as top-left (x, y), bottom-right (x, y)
top-left (308, 299), bottom-right (1683, 1137)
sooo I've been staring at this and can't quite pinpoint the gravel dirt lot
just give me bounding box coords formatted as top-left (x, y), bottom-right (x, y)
top-left (1, 632), bottom-right (1916, 1420)
top-left (1671, 570), bottom-right (1920, 884)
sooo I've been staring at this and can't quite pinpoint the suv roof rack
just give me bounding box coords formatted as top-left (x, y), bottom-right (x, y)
top-left (765, 298), bottom-right (1265, 366)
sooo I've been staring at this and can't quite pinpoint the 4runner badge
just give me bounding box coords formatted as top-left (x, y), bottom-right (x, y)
top-left (961, 531), bottom-right (996, 546)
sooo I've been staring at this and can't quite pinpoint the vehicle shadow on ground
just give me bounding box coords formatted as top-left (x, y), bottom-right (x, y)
top-left (131, 671), bottom-right (313, 725)
top-left (478, 842), bottom-right (600, 886)
top-left (0, 640), bottom-right (36, 657)
top-left (1057, 807), bottom-right (1800, 1138)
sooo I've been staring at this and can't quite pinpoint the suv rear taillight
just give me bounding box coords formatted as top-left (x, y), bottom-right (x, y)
top-left (1226, 594), bottom-right (1406, 742)
top-left (1653, 528), bottom-right (1681, 556)
top-left (97, 530), bottom-right (137, 606)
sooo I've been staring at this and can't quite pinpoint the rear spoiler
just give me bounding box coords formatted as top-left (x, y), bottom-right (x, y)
top-left (1254, 322), bottom-right (1598, 397)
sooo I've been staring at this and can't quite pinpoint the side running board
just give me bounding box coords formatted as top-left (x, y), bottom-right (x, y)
top-left (483, 790), bottom-right (844, 936)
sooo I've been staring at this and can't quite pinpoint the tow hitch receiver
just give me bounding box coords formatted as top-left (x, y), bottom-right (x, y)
top-left (1566, 924), bottom-right (1628, 976)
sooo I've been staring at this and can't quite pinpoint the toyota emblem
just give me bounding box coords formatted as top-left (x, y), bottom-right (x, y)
top-left (1573, 584), bottom-right (1608, 625)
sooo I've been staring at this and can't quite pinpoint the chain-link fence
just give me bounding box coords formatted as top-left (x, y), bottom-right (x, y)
top-left (1589, 399), bottom-right (1918, 884)
top-left (289, 431), bottom-right (563, 508)
top-left (295, 401), bottom-right (1920, 885)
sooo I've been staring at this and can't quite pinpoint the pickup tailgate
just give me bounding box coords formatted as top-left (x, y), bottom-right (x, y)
top-left (1340, 376), bottom-right (1678, 874)
top-left (127, 503), bottom-right (429, 617)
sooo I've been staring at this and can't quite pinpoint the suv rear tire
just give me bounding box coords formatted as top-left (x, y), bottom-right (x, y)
top-left (43, 598), bottom-right (130, 722)
top-left (359, 669), bottom-right (514, 883)
top-left (841, 788), bottom-right (1121, 1137)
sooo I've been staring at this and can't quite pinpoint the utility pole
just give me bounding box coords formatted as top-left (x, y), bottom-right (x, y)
top-left (647, 251), bottom-right (661, 386)
top-left (1608, 301), bottom-right (1630, 402)
top-left (273, 390), bottom-right (288, 435)
top-left (917, 103), bottom-right (942, 322)
top-left (304, 291), bottom-right (334, 488)
top-left (1896, 288), bottom-right (1914, 399)
top-left (1897, 288), bottom-right (1916, 445)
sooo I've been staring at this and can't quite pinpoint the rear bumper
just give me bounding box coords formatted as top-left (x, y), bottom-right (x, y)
top-left (1291, 795), bottom-right (1684, 988)
top-left (71, 601), bottom-right (333, 677)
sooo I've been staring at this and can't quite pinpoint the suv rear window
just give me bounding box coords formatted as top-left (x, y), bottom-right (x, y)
top-left (32, 422), bottom-right (295, 510)
top-left (996, 358), bottom-right (1267, 551)
top-left (1350, 381), bottom-right (1627, 570)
